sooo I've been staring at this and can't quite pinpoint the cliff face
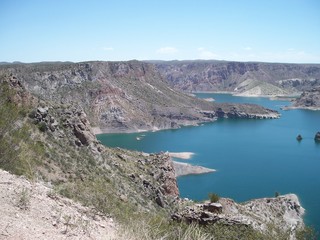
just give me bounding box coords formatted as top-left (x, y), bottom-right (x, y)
top-left (153, 60), bottom-right (320, 95)
top-left (0, 61), bottom-right (279, 133)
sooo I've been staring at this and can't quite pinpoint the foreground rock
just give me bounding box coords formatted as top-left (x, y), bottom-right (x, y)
top-left (173, 194), bottom-right (305, 239)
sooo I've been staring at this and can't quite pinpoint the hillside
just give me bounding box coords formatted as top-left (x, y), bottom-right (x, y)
top-left (153, 60), bottom-right (320, 96)
top-left (0, 61), bottom-right (279, 133)
top-left (0, 63), bottom-right (313, 239)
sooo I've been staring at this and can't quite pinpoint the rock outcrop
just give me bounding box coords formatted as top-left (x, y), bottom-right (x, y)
top-left (173, 194), bottom-right (305, 238)
top-left (285, 88), bottom-right (320, 110)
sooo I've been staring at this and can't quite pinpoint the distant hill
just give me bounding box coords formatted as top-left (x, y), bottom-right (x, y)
top-left (153, 60), bottom-right (320, 96)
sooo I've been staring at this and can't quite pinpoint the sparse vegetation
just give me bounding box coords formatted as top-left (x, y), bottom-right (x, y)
top-left (16, 187), bottom-right (31, 210)
top-left (37, 121), bottom-right (47, 132)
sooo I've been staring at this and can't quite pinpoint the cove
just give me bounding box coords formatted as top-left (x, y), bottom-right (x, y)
top-left (97, 93), bottom-right (320, 232)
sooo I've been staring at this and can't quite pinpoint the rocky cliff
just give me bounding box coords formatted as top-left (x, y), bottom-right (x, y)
top-left (153, 60), bottom-right (320, 96)
top-left (0, 61), bottom-right (279, 133)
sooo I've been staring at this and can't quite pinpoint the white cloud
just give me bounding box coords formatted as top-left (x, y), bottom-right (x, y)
top-left (243, 47), bottom-right (252, 51)
top-left (156, 47), bottom-right (178, 54)
top-left (197, 48), bottom-right (218, 59)
top-left (102, 47), bottom-right (114, 51)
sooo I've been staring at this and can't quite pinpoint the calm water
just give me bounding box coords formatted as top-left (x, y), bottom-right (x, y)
top-left (97, 93), bottom-right (320, 232)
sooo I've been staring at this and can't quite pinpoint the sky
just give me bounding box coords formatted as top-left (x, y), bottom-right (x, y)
top-left (0, 0), bottom-right (320, 63)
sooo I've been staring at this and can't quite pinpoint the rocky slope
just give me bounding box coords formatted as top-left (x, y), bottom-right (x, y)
top-left (0, 61), bottom-right (279, 133)
top-left (153, 60), bottom-right (320, 96)
top-left (284, 87), bottom-right (320, 110)
top-left (0, 169), bottom-right (117, 240)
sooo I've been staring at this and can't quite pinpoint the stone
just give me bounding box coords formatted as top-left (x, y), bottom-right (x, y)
top-left (37, 107), bottom-right (48, 117)
top-left (315, 132), bottom-right (320, 142)
top-left (155, 195), bottom-right (165, 208)
top-left (203, 202), bottom-right (223, 214)
top-left (296, 134), bottom-right (303, 141)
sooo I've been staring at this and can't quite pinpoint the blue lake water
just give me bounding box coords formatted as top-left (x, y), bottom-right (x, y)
top-left (97, 93), bottom-right (320, 232)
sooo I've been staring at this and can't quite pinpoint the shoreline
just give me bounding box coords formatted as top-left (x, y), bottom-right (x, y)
top-left (193, 90), bottom-right (300, 100)
top-left (173, 161), bottom-right (216, 177)
top-left (168, 152), bottom-right (194, 160)
top-left (282, 106), bottom-right (320, 111)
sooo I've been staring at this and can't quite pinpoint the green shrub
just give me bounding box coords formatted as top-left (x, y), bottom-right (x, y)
top-left (37, 122), bottom-right (47, 132)
top-left (208, 192), bottom-right (220, 203)
top-left (28, 109), bottom-right (37, 118)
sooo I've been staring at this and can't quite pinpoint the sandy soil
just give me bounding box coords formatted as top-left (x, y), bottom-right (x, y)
top-left (0, 169), bottom-right (117, 240)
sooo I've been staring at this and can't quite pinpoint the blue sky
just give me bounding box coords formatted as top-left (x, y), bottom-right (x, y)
top-left (1, 0), bottom-right (319, 63)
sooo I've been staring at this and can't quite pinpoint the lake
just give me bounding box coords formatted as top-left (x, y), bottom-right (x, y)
top-left (97, 93), bottom-right (320, 232)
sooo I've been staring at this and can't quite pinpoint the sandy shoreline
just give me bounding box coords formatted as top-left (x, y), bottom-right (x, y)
top-left (168, 152), bottom-right (194, 160)
top-left (173, 161), bottom-right (215, 177)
